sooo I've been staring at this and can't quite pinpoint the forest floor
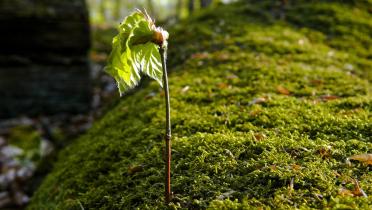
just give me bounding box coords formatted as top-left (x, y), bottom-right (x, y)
top-left (29, 1), bottom-right (371, 209)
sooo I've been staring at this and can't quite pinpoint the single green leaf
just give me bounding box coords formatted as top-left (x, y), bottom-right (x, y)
top-left (131, 43), bottom-right (163, 87)
top-left (105, 11), bottom-right (167, 96)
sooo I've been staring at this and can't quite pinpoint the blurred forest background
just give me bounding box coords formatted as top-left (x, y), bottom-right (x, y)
top-left (89, 0), bottom-right (232, 55)
top-left (88, 0), bottom-right (232, 24)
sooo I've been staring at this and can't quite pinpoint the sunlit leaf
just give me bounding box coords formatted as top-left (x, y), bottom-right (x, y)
top-left (131, 43), bottom-right (163, 87)
top-left (105, 11), bottom-right (168, 96)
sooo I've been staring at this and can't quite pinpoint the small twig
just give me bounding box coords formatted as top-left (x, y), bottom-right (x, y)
top-left (160, 47), bottom-right (172, 204)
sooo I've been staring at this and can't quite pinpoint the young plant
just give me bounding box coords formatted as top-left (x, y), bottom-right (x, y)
top-left (105, 11), bottom-right (172, 203)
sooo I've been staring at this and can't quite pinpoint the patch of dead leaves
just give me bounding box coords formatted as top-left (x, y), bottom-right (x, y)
top-left (226, 74), bottom-right (239, 80)
top-left (216, 82), bottom-right (230, 89)
top-left (339, 180), bottom-right (367, 197)
top-left (318, 146), bottom-right (332, 159)
top-left (191, 52), bottom-right (210, 60)
top-left (276, 85), bottom-right (290, 95)
top-left (310, 79), bottom-right (323, 86)
top-left (128, 165), bottom-right (144, 175)
top-left (249, 109), bottom-right (262, 117)
top-left (347, 154), bottom-right (372, 165)
top-left (180, 86), bottom-right (190, 94)
top-left (320, 95), bottom-right (339, 101)
top-left (253, 133), bottom-right (267, 141)
top-left (248, 97), bottom-right (268, 106)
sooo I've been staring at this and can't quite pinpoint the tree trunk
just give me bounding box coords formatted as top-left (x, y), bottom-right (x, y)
top-left (188, 0), bottom-right (194, 14)
top-left (113, 0), bottom-right (121, 21)
top-left (176, 0), bottom-right (182, 20)
top-left (99, 0), bottom-right (106, 22)
top-left (0, 0), bottom-right (91, 118)
top-left (201, 0), bottom-right (212, 8)
top-left (280, 0), bottom-right (288, 20)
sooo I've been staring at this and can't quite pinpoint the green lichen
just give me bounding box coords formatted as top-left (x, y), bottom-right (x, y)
top-left (28, 1), bottom-right (371, 209)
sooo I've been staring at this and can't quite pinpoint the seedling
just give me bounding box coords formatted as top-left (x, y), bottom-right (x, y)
top-left (105, 10), bottom-right (172, 203)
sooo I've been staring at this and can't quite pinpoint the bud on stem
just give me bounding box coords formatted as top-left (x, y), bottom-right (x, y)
top-left (153, 29), bottom-right (169, 48)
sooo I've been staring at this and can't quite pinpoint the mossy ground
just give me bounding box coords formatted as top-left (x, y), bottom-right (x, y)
top-left (29, 1), bottom-right (371, 209)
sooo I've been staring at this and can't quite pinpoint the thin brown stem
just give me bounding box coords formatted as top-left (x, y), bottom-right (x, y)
top-left (160, 47), bottom-right (171, 204)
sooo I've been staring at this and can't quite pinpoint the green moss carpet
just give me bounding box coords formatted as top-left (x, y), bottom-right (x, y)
top-left (29, 1), bottom-right (371, 209)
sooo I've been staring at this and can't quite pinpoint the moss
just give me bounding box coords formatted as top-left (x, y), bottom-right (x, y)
top-left (29, 1), bottom-right (371, 209)
top-left (8, 125), bottom-right (42, 162)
